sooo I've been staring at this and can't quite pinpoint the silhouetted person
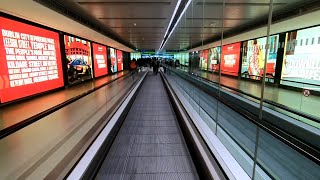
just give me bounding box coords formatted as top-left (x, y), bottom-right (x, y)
top-left (153, 61), bottom-right (159, 75)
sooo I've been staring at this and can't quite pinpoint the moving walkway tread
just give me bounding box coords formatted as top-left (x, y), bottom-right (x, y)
top-left (95, 72), bottom-right (199, 180)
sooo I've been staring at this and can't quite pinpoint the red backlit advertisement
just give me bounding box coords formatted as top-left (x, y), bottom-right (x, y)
top-left (221, 43), bottom-right (241, 76)
top-left (116, 50), bottom-right (123, 71)
top-left (0, 16), bottom-right (64, 103)
top-left (92, 43), bottom-right (108, 77)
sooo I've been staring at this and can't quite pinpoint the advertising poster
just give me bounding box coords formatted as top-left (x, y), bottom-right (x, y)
top-left (241, 35), bottom-right (279, 81)
top-left (92, 43), bottom-right (108, 78)
top-left (0, 16), bottom-right (64, 103)
top-left (180, 53), bottom-right (189, 66)
top-left (281, 26), bottom-right (320, 91)
top-left (110, 48), bottom-right (117, 73)
top-left (64, 35), bottom-right (92, 84)
top-left (200, 49), bottom-right (209, 70)
top-left (174, 53), bottom-right (181, 64)
top-left (181, 54), bottom-right (184, 64)
top-left (208, 47), bottom-right (221, 72)
top-left (116, 50), bottom-right (123, 71)
top-left (185, 53), bottom-right (190, 66)
top-left (221, 43), bottom-right (241, 76)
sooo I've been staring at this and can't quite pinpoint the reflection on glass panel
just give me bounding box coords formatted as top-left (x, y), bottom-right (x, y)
top-left (255, 129), bottom-right (320, 180)
top-left (216, 101), bottom-right (257, 178)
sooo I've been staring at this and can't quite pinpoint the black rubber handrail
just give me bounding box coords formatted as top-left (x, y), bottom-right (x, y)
top-left (166, 66), bottom-right (320, 165)
top-left (165, 71), bottom-right (276, 178)
top-left (160, 71), bottom-right (228, 180)
top-left (179, 67), bottom-right (320, 124)
top-left (193, 67), bottom-right (320, 87)
top-left (63, 71), bottom-right (147, 180)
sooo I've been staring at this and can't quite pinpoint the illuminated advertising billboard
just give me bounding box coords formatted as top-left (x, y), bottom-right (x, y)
top-left (130, 52), bottom-right (141, 60)
top-left (92, 43), bottom-right (108, 78)
top-left (241, 35), bottom-right (279, 82)
top-left (221, 43), bottom-right (241, 76)
top-left (208, 47), bottom-right (221, 72)
top-left (174, 53), bottom-right (188, 66)
top-left (182, 53), bottom-right (189, 66)
top-left (116, 50), bottom-right (123, 71)
top-left (110, 48), bottom-right (117, 73)
top-left (64, 35), bottom-right (92, 84)
top-left (281, 26), bottom-right (320, 91)
top-left (0, 16), bottom-right (64, 103)
top-left (200, 49), bottom-right (209, 70)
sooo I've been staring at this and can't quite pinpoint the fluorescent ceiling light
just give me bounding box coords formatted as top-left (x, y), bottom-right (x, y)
top-left (164, 0), bottom-right (182, 38)
top-left (158, 0), bottom-right (182, 51)
top-left (158, 38), bottom-right (165, 52)
top-left (160, 0), bottom-right (192, 51)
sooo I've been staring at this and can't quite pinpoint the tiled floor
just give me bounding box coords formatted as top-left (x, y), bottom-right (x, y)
top-left (96, 72), bottom-right (199, 180)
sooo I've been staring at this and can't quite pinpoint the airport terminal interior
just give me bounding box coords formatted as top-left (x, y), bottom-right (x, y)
top-left (0, 0), bottom-right (319, 179)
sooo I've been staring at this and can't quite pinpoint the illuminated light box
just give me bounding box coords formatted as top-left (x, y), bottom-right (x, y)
top-left (116, 50), bottom-right (123, 71)
top-left (0, 16), bottom-right (64, 103)
top-left (221, 42), bottom-right (241, 76)
top-left (241, 35), bottom-right (279, 82)
top-left (110, 48), bottom-right (117, 73)
top-left (92, 43), bottom-right (108, 77)
top-left (281, 26), bottom-right (320, 91)
top-left (199, 49), bottom-right (209, 70)
top-left (64, 35), bottom-right (92, 84)
top-left (208, 47), bottom-right (221, 72)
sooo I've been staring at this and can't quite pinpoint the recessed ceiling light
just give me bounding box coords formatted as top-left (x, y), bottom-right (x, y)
top-left (133, 23), bottom-right (137, 26)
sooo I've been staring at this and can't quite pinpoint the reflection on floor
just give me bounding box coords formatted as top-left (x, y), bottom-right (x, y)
top-left (0, 70), bottom-right (142, 179)
top-left (0, 71), bottom-right (128, 131)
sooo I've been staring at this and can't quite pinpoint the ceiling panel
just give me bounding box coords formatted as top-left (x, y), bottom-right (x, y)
top-left (75, 0), bottom-right (178, 49)
top-left (63, 0), bottom-right (320, 51)
top-left (99, 19), bottom-right (168, 27)
top-left (163, 0), bottom-right (318, 50)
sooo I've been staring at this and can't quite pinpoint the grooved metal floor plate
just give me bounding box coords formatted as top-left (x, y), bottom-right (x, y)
top-left (95, 73), bottom-right (199, 180)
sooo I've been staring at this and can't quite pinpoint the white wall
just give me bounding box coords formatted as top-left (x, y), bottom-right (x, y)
top-left (0, 0), bottom-right (134, 52)
top-left (189, 9), bottom-right (320, 52)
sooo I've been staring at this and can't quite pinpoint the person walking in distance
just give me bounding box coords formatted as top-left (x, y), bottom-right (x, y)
top-left (153, 61), bottom-right (159, 75)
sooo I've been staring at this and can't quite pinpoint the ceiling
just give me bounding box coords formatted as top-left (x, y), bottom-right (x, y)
top-left (58, 0), bottom-right (320, 50)
top-left (75, 0), bottom-right (178, 50)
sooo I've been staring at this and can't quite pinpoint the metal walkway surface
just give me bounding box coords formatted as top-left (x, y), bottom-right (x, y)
top-left (95, 72), bottom-right (199, 180)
